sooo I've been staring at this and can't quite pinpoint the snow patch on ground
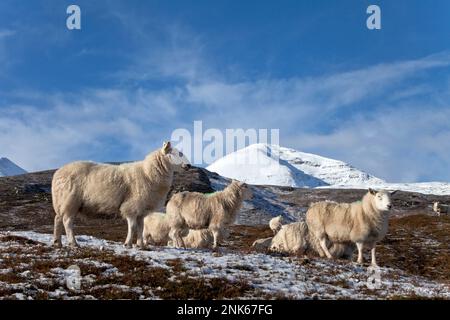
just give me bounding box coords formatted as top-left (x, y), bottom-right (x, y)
top-left (1, 231), bottom-right (448, 300)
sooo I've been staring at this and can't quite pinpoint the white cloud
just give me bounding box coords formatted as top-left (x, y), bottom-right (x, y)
top-left (1, 12), bottom-right (449, 183)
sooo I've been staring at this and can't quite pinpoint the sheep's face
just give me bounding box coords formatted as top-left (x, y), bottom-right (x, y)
top-left (241, 183), bottom-right (253, 200)
top-left (162, 141), bottom-right (191, 171)
top-left (369, 189), bottom-right (393, 211)
top-left (167, 147), bottom-right (191, 171)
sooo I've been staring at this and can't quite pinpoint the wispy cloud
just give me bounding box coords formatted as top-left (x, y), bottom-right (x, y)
top-left (0, 5), bottom-right (449, 183)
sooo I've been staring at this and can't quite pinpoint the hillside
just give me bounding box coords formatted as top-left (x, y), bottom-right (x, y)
top-left (0, 168), bottom-right (449, 299)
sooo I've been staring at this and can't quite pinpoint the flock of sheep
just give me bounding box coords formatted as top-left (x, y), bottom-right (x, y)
top-left (50, 141), bottom-right (446, 268)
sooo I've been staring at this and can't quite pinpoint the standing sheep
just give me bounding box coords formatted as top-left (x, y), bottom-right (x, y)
top-left (306, 189), bottom-right (397, 266)
top-left (167, 180), bottom-right (253, 248)
top-left (52, 141), bottom-right (190, 248)
top-left (269, 215), bottom-right (284, 235)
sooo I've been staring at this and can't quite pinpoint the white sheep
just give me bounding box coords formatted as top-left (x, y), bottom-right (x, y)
top-left (269, 215), bottom-right (284, 235)
top-left (143, 212), bottom-right (215, 249)
top-left (433, 202), bottom-right (449, 216)
top-left (269, 222), bottom-right (309, 254)
top-left (167, 180), bottom-right (253, 248)
top-left (306, 189), bottom-right (397, 266)
top-left (52, 141), bottom-right (190, 248)
top-left (268, 221), bottom-right (354, 258)
top-left (143, 212), bottom-right (171, 246)
top-left (168, 229), bottom-right (214, 249)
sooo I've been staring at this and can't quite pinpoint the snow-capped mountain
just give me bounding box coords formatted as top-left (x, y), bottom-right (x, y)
top-left (206, 144), bottom-right (384, 188)
top-left (0, 158), bottom-right (27, 177)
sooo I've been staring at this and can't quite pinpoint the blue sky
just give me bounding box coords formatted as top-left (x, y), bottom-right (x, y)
top-left (0, 0), bottom-right (449, 182)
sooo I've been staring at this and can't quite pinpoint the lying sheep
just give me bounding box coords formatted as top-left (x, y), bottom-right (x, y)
top-left (306, 189), bottom-right (397, 266)
top-left (143, 212), bottom-right (217, 249)
top-left (143, 212), bottom-right (171, 246)
top-left (433, 202), bottom-right (449, 215)
top-left (167, 180), bottom-right (253, 248)
top-left (168, 229), bottom-right (214, 249)
top-left (52, 141), bottom-right (190, 248)
top-left (270, 222), bottom-right (309, 254)
top-left (269, 215), bottom-right (284, 235)
top-left (268, 221), bottom-right (354, 258)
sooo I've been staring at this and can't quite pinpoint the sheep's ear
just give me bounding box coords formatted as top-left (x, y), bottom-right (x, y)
top-left (162, 141), bottom-right (172, 154)
top-left (390, 190), bottom-right (398, 195)
top-left (368, 188), bottom-right (376, 195)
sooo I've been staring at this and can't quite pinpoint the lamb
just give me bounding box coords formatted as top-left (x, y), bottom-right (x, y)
top-left (167, 180), bottom-right (253, 248)
top-left (143, 212), bottom-right (214, 248)
top-left (306, 189), bottom-right (397, 266)
top-left (269, 215), bottom-right (284, 235)
top-left (51, 141), bottom-right (190, 248)
top-left (433, 202), bottom-right (449, 215)
top-left (143, 212), bottom-right (171, 246)
top-left (168, 229), bottom-right (214, 249)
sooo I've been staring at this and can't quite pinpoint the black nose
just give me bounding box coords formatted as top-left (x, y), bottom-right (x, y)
top-left (387, 204), bottom-right (392, 210)
top-left (184, 164), bottom-right (192, 169)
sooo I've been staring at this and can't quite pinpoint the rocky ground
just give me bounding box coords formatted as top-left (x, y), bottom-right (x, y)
top-left (0, 168), bottom-right (449, 299)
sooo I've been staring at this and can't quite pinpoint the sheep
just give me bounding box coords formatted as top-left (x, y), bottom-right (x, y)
top-left (143, 212), bottom-right (171, 246)
top-left (269, 222), bottom-right (309, 254)
top-left (433, 202), bottom-right (449, 215)
top-left (268, 221), bottom-right (355, 258)
top-left (143, 212), bottom-right (214, 248)
top-left (52, 141), bottom-right (191, 248)
top-left (306, 189), bottom-right (397, 266)
top-left (269, 215), bottom-right (284, 235)
top-left (167, 180), bottom-right (253, 248)
top-left (168, 229), bottom-right (214, 249)
top-left (251, 237), bottom-right (273, 251)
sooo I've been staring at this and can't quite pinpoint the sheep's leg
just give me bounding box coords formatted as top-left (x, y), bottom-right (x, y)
top-left (124, 216), bottom-right (137, 248)
top-left (212, 229), bottom-right (221, 249)
top-left (169, 228), bottom-right (185, 249)
top-left (53, 215), bottom-right (64, 247)
top-left (319, 237), bottom-right (333, 259)
top-left (370, 244), bottom-right (378, 267)
top-left (356, 242), bottom-right (364, 264)
top-left (63, 215), bottom-right (78, 248)
top-left (135, 216), bottom-right (145, 249)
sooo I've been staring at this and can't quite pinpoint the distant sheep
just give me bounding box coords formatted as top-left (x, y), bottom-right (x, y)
top-left (167, 180), bottom-right (253, 248)
top-left (306, 189), bottom-right (397, 266)
top-left (269, 215), bottom-right (284, 235)
top-left (52, 141), bottom-right (190, 248)
top-left (433, 202), bottom-right (449, 215)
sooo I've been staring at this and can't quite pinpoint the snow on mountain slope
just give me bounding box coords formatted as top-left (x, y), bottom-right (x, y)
top-left (0, 158), bottom-right (27, 177)
top-left (207, 144), bottom-right (383, 188)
